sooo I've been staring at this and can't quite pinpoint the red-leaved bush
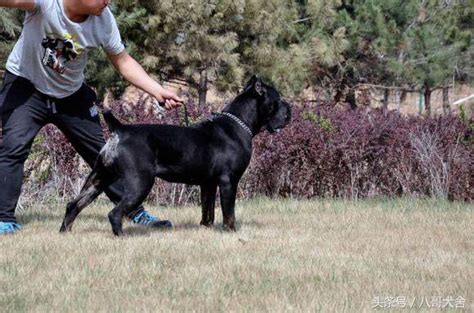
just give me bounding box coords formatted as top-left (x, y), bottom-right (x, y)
top-left (26, 97), bottom-right (473, 205)
top-left (243, 104), bottom-right (473, 201)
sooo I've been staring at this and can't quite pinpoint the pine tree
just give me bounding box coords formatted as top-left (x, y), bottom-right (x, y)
top-left (85, 4), bottom-right (146, 98)
top-left (107, 0), bottom-right (302, 105)
top-left (297, 0), bottom-right (358, 107)
top-left (0, 8), bottom-right (23, 75)
top-left (394, 1), bottom-right (472, 116)
top-left (300, 0), bottom-right (472, 112)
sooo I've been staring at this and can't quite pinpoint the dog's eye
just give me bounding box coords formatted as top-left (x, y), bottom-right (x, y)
top-left (267, 102), bottom-right (277, 114)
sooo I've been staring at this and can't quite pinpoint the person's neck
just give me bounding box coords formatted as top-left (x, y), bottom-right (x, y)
top-left (63, 0), bottom-right (89, 23)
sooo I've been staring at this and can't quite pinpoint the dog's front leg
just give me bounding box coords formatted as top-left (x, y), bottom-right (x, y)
top-left (200, 183), bottom-right (217, 227)
top-left (218, 178), bottom-right (238, 231)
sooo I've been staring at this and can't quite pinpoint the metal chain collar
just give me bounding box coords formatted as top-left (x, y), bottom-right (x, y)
top-left (213, 112), bottom-right (253, 137)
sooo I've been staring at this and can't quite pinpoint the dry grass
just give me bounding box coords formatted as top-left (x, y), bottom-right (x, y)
top-left (1, 197), bottom-right (472, 312)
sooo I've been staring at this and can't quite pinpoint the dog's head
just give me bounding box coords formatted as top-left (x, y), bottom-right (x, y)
top-left (242, 75), bottom-right (292, 134)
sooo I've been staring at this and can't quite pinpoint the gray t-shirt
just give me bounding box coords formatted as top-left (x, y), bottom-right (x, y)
top-left (6, 0), bottom-right (125, 98)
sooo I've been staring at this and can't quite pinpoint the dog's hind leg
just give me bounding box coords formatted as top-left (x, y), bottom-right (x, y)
top-left (200, 183), bottom-right (217, 227)
top-left (107, 175), bottom-right (155, 236)
top-left (60, 169), bottom-right (112, 232)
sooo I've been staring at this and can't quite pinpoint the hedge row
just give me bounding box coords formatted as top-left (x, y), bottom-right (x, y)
top-left (23, 97), bottom-right (473, 206)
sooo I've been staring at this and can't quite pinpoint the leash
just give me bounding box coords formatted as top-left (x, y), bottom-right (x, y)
top-left (151, 92), bottom-right (253, 136)
top-left (152, 99), bottom-right (167, 113)
top-left (152, 91), bottom-right (191, 126)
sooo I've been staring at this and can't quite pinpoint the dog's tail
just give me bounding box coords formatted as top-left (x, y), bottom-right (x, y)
top-left (102, 111), bottom-right (123, 133)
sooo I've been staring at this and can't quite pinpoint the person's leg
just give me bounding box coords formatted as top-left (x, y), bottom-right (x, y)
top-left (51, 85), bottom-right (172, 228)
top-left (0, 72), bottom-right (48, 225)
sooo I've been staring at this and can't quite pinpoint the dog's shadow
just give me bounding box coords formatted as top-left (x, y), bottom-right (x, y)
top-left (77, 222), bottom-right (222, 237)
top-left (19, 212), bottom-right (265, 236)
top-left (174, 222), bottom-right (244, 232)
top-left (124, 222), bottom-right (241, 236)
top-left (173, 221), bottom-right (266, 232)
top-left (19, 212), bottom-right (105, 225)
top-left (174, 222), bottom-right (202, 231)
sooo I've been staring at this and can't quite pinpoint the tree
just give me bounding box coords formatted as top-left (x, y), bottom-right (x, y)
top-left (0, 8), bottom-right (23, 74)
top-left (398, 1), bottom-right (472, 116)
top-left (295, 0), bottom-right (352, 106)
top-left (107, 0), bottom-right (302, 105)
top-left (300, 0), bottom-right (472, 113)
top-left (297, 0), bottom-right (404, 109)
top-left (86, 6), bottom-right (146, 98)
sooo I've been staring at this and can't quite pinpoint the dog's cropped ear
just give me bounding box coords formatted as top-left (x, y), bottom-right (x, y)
top-left (243, 75), bottom-right (265, 96)
top-left (244, 75), bottom-right (259, 90)
top-left (254, 78), bottom-right (265, 96)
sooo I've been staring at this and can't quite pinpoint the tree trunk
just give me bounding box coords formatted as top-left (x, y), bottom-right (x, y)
top-left (382, 89), bottom-right (389, 113)
top-left (198, 70), bottom-right (208, 107)
top-left (401, 90), bottom-right (407, 102)
top-left (395, 90), bottom-right (401, 113)
top-left (424, 84), bottom-right (431, 117)
top-left (334, 85), bottom-right (344, 104)
top-left (442, 86), bottom-right (450, 114)
top-left (346, 89), bottom-right (357, 110)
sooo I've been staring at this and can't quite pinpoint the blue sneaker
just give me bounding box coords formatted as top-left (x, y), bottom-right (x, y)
top-left (131, 211), bottom-right (173, 229)
top-left (0, 222), bottom-right (22, 235)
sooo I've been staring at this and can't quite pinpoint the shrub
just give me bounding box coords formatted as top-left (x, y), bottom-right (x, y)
top-left (243, 105), bottom-right (473, 201)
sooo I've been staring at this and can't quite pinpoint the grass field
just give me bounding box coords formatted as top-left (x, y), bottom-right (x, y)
top-left (1, 197), bottom-right (472, 312)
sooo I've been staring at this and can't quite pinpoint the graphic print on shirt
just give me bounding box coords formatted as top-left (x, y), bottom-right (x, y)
top-left (41, 33), bottom-right (83, 74)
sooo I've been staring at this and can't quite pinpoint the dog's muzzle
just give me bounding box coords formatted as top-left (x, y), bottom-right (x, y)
top-left (267, 100), bottom-right (291, 133)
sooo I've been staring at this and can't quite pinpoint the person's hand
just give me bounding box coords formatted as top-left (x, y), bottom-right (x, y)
top-left (155, 86), bottom-right (183, 110)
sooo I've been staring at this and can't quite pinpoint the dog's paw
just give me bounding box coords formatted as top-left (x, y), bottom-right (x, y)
top-left (59, 223), bottom-right (71, 233)
top-left (200, 220), bottom-right (214, 227)
top-left (222, 224), bottom-right (236, 232)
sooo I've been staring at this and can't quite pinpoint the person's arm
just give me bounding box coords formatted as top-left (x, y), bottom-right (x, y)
top-left (0, 0), bottom-right (35, 10)
top-left (107, 50), bottom-right (182, 110)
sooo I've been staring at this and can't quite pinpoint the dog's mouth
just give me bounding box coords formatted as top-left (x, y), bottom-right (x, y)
top-left (267, 125), bottom-right (284, 134)
top-left (266, 118), bottom-right (290, 134)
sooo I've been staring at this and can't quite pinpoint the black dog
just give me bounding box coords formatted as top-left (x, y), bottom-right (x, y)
top-left (60, 76), bottom-right (291, 235)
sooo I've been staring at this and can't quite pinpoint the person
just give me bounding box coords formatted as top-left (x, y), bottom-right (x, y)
top-left (0, 0), bottom-right (183, 234)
